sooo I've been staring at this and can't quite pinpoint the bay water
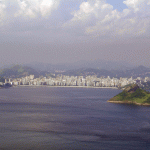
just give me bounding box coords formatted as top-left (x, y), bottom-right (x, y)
top-left (0, 86), bottom-right (150, 150)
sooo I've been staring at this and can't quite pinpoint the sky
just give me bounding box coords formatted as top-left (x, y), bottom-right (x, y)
top-left (0, 0), bottom-right (150, 67)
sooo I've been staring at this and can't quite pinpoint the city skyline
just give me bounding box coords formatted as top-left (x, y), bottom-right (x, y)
top-left (4, 74), bottom-right (143, 88)
top-left (0, 0), bottom-right (149, 67)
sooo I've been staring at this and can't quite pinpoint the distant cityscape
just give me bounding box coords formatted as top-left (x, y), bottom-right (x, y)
top-left (3, 74), bottom-right (150, 88)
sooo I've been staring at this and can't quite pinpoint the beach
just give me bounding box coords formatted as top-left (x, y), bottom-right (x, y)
top-left (17, 85), bottom-right (118, 89)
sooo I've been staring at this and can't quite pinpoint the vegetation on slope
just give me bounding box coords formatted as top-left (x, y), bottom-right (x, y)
top-left (108, 84), bottom-right (150, 105)
top-left (0, 65), bottom-right (56, 80)
top-left (0, 65), bottom-right (42, 78)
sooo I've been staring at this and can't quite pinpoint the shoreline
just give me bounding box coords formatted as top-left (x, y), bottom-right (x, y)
top-left (107, 100), bottom-right (150, 106)
top-left (15, 85), bottom-right (118, 89)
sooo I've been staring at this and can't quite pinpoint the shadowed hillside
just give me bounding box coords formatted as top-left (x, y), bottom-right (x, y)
top-left (62, 66), bottom-right (150, 78)
top-left (0, 65), bottom-right (40, 78)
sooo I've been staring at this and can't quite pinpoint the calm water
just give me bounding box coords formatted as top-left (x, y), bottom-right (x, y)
top-left (0, 86), bottom-right (150, 150)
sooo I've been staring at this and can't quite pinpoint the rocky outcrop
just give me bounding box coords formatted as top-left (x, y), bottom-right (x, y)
top-left (124, 84), bottom-right (139, 93)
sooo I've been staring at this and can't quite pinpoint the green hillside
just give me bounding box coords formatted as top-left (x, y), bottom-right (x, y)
top-left (108, 84), bottom-right (150, 105)
top-left (0, 65), bottom-right (40, 78)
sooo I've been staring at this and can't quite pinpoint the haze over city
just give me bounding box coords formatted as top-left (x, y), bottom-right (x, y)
top-left (0, 0), bottom-right (149, 67)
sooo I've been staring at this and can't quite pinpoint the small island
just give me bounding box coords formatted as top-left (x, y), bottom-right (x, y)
top-left (108, 84), bottom-right (150, 106)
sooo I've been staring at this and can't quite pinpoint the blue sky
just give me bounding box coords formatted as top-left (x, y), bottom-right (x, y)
top-left (106, 0), bottom-right (127, 11)
top-left (0, 0), bottom-right (149, 67)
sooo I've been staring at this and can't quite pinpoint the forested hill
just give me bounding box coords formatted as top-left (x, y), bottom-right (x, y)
top-left (62, 66), bottom-right (150, 78)
top-left (0, 65), bottom-right (41, 78)
top-left (0, 65), bottom-right (150, 79)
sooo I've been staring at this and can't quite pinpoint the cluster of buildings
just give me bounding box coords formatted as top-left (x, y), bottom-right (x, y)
top-left (4, 74), bottom-right (150, 88)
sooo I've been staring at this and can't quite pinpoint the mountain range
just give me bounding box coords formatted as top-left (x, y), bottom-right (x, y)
top-left (61, 66), bottom-right (150, 78)
top-left (25, 59), bottom-right (134, 72)
top-left (0, 63), bottom-right (150, 79)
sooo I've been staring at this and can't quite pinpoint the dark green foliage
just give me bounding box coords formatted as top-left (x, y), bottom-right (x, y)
top-left (129, 88), bottom-right (145, 99)
top-left (109, 84), bottom-right (150, 104)
top-left (118, 91), bottom-right (128, 100)
top-left (119, 85), bottom-right (146, 100)
top-left (144, 97), bottom-right (150, 103)
top-left (147, 97), bottom-right (150, 102)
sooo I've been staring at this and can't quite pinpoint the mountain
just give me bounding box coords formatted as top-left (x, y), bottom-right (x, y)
top-left (120, 66), bottom-right (150, 78)
top-left (0, 64), bottom-right (150, 80)
top-left (68, 59), bottom-right (134, 70)
top-left (60, 66), bottom-right (150, 78)
top-left (25, 60), bottom-right (134, 71)
top-left (60, 68), bottom-right (116, 77)
top-left (0, 65), bottom-right (41, 78)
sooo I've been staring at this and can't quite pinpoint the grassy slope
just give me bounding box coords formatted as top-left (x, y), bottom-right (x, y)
top-left (109, 88), bottom-right (150, 104)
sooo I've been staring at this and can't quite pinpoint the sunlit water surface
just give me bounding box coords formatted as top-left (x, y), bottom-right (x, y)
top-left (0, 86), bottom-right (150, 150)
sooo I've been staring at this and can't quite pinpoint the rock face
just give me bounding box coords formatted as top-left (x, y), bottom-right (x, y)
top-left (124, 84), bottom-right (139, 93)
top-left (108, 84), bottom-right (150, 106)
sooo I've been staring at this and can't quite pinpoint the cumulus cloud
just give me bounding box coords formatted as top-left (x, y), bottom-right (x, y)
top-left (66, 0), bottom-right (113, 24)
top-left (123, 0), bottom-right (150, 12)
top-left (64, 0), bottom-right (150, 38)
top-left (0, 0), bottom-right (149, 39)
top-left (14, 0), bottom-right (60, 18)
top-left (0, 1), bottom-right (6, 24)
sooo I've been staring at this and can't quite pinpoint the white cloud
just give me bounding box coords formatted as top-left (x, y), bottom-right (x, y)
top-left (123, 0), bottom-right (150, 12)
top-left (14, 0), bottom-right (60, 18)
top-left (101, 10), bottom-right (120, 23)
top-left (64, 0), bottom-right (150, 38)
top-left (0, 0), bottom-right (149, 40)
top-left (0, 2), bottom-right (6, 24)
top-left (70, 0), bottom-right (113, 23)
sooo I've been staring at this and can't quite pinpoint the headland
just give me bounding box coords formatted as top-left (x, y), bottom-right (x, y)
top-left (108, 84), bottom-right (150, 106)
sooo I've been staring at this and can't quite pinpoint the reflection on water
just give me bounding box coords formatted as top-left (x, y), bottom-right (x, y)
top-left (0, 87), bottom-right (150, 150)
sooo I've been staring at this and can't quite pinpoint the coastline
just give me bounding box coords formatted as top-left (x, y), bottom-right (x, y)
top-left (107, 100), bottom-right (150, 106)
top-left (16, 85), bottom-right (118, 89)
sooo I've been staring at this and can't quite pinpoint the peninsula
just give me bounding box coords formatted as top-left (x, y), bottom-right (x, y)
top-left (108, 84), bottom-right (150, 106)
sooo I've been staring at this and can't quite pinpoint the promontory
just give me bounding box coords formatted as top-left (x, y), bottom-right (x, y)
top-left (108, 84), bottom-right (150, 106)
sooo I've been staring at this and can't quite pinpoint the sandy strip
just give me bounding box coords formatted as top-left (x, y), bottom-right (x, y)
top-left (16, 85), bottom-right (118, 89)
top-left (108, 100), bottom-right (150, 106)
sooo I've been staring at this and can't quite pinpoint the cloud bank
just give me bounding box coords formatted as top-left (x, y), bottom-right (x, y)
top-left (0, 0), bottom-right (60, 23)
top-left (14, 0), bottom-right (60, 18)
top-left (0, 0), bottom-right (149, 38)
top-left (64, 0), bottom-right (150, 38)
